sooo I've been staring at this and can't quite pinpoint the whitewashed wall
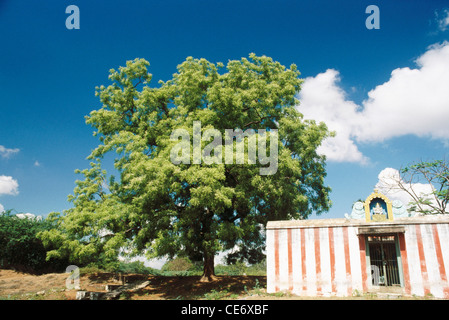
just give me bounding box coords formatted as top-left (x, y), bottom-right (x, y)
top-left (403, 223), bottom-right (449, 298)
top-left (266, 216), bottom-right (449, 298)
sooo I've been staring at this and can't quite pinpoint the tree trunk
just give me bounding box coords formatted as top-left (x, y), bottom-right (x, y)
top-left (200, 252), bottom-right (217, 282)
top-left (199, 208), bottom-right (217, 282)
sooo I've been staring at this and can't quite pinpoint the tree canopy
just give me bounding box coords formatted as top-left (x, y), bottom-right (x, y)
top-left (39, 54), bottom-right (332, 281)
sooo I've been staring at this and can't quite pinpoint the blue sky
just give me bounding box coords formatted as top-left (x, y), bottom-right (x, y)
top-left (1, 0), bottom-right (449, 220)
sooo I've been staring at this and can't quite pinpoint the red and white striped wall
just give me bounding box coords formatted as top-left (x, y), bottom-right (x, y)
top-left (266, 215), bottom-right (449, 298)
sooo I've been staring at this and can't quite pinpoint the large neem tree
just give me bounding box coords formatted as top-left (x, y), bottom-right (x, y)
top-left (40, 54), bottom-right (332, 281)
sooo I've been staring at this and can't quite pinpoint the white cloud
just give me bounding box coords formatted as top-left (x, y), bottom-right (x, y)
top-left (0, 175), bottom-right (19, 196)
top-left (375, 167), bottom-right (437, 212)
top-left (15, 213), bottom-right (42, 220)
top-left (298, 41), bottom-right (449, 163)
top-left (0, 145), bottom-right (20, 159)
top-left (298, 69), bottom-right (368, 164)
top-left (0, 203), bottom-right (4, 213)
top-left (358, 42), bottom-right (449, 142)
top-left (34, 160), bottom-right (41, 167)
top-left (437, 9), bottom-right (449, 32)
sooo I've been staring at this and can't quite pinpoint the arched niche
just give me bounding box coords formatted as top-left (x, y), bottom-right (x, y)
top-left (364, 189), bottom-right (393, 222)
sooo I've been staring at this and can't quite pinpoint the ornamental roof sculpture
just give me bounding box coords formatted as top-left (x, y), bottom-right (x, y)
top-left (345, 188), bottom-right (413, 221)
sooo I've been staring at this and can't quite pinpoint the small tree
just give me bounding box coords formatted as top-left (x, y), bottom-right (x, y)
top-left (380, 160), bottom-right (449, 215)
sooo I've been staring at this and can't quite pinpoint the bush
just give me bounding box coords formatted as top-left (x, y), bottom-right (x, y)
top-left (161, 257), bottom-right (194, 272)
top-left (116, 260), bottom-right (159, 274)
top-left (0, 210), bottom-right (69, 274)
top-left (246, 260), bottom-right (266, 276)
top-left (79, 260), bottom-right (160, 275)
top-left (215, 260), bottom-right (266, 276)
top-left (215, 262), bottom-right (247, 276)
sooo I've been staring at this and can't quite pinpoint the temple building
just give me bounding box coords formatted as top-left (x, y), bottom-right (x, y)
top-left (266, 189), bottom-right (449, 298)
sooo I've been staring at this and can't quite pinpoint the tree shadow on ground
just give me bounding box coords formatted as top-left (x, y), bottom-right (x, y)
top-left (130, 275), bottom-right (266, 300)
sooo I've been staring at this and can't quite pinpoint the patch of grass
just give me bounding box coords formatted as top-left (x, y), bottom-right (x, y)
top-left (203, 289), bottom-right (230, 300)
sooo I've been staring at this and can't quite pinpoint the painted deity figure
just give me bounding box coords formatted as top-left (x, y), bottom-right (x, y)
top-left (370, 201), bottom-right (388, 221)
top-left (372, 202), bottom-right (385, 216)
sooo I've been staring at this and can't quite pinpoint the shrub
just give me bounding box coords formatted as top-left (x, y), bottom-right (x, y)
top-left (161, 257), bottom-right (194, 272)
top-left (0, 210), bottom-right (69, 274)
top-left (215, 260), bottom-right (266, 276)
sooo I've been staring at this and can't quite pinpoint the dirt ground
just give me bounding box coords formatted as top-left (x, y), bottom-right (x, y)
top-left (0, 269), bottom-right (266, 300)
top-left (0, 269), bottom-right (443, 300)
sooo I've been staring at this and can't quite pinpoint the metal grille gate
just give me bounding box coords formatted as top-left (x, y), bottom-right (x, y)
top-left (368, 235), bottom-right (401, 286)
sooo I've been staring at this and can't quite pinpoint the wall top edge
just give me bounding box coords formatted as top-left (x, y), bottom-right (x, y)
top-left (266, 214), bottom-right (449, 229)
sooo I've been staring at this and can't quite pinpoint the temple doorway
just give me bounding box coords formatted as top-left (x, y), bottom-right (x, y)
top-left (367, 235), bottom-right (401, 287)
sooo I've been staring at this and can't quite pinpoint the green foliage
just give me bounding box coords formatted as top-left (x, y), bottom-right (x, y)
top-left (116, 260), bottom-right (158, 274)
top-left (245, 260), bottom-right (267, 276)
top-left (0, 210), bottom-right (69, 274)
top-left (215, 262), bottom-right (247, 276)
top-left (159, 257), bottom-right (202, 276)
top-left (40, 54), bottom-right (332, 276)
top-left (161, 257), bottom-right (194, 272)
top-left (215, 260), bottom-right (266, 276)
top-left (400, 159), bottom-right (449, 214)
top-left (79, 260), bottom-right (159, 275)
